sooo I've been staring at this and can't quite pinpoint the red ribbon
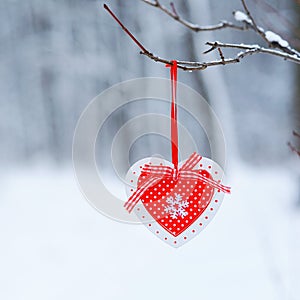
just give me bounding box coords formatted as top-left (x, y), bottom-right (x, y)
top-left (125, 152), bottom-right (231, 213)
top-left (169, 60), bottom-right (179, 174)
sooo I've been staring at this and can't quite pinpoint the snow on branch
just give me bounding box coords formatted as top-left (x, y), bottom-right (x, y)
top-left (104, 1), bottom-right (300, 71)
top-left (205, 42), bottom-right (300, 65)
top-left (236, 1), bottom-right (300, 57)
top-left (233, 10), bottom-right (252, 25)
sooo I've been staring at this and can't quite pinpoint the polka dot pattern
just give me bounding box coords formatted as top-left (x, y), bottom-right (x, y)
top-left (125, 155), bottom-right (226, 248)
top-left (136, 167), bottom-right (215, 237)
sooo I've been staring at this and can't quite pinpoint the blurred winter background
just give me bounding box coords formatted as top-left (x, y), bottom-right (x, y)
top-left (1, 0), bottom-right (300, 299)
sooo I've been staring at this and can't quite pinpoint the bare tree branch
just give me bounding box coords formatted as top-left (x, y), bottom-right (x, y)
top-left (141, 51), bottom-right (239, 71)
top-left (104, 2), bottom-right (300, 72)
top-left (236, 2), bottom-right (300, 57)
top-left (205, 41), bottom-right (300, 64)
top-left (104, 1), bottom-right (300, 157)
top-left (140, 0), bottom-right (245, 32)
top-left (141, 41), bottom-right (300, 70)
top-left (141, 0), bottom-right (300, 59)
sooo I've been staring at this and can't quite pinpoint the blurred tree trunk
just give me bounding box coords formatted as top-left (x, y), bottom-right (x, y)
top-left (178, 1), bottom-right (211, 157)
top-left (294, 2), bottom-right (300, 206)
top-left (178, 2), bottom-right (209, 101)
top-left (292, 3), bottom-right (300, 129)
top-left (181, 0), bottom-right (238, 163)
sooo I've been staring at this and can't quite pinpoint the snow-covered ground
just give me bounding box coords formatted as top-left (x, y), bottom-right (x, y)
top-left (0, 163), bottom-right (299, 300)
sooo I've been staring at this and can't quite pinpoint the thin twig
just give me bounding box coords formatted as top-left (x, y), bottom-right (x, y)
top-left (170, 2), bottom-right (179, 19)
top-left (293, 131), bottom-right (300, 139)
top-left (288, 131), bottom-right (300, 157)
top-left (103, 4), bottom-right (148, 53)
top-left (140, 0), bottom-right (245, 32)
top-left (288, 142), bottom-right (300, 157)
top-left (241, 0), bottom-right (270, 45)
top-left (217, 48), bottom-right (226, 64)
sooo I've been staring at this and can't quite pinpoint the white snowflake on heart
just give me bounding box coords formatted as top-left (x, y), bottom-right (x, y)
top-left (164, 193), bottom-right (189, 219)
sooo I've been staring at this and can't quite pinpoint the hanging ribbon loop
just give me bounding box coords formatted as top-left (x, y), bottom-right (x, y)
top-left (167, 60), bottom-right (179, 173)
top-left (124, 60), bottom-right (231, 214)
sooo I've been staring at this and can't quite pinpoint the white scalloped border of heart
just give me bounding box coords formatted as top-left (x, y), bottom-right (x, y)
top-left (125, 156), bottom-right (225, 248)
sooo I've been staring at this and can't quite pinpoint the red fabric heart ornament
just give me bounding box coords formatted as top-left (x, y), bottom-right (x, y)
top-left (124, 61), bottom-right (230, 247)
top-left (125, 153), bottom-right (230, 247)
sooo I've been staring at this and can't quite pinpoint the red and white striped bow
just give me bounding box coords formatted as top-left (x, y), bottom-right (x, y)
top-left (125, 152), bottom-right (231, 213)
